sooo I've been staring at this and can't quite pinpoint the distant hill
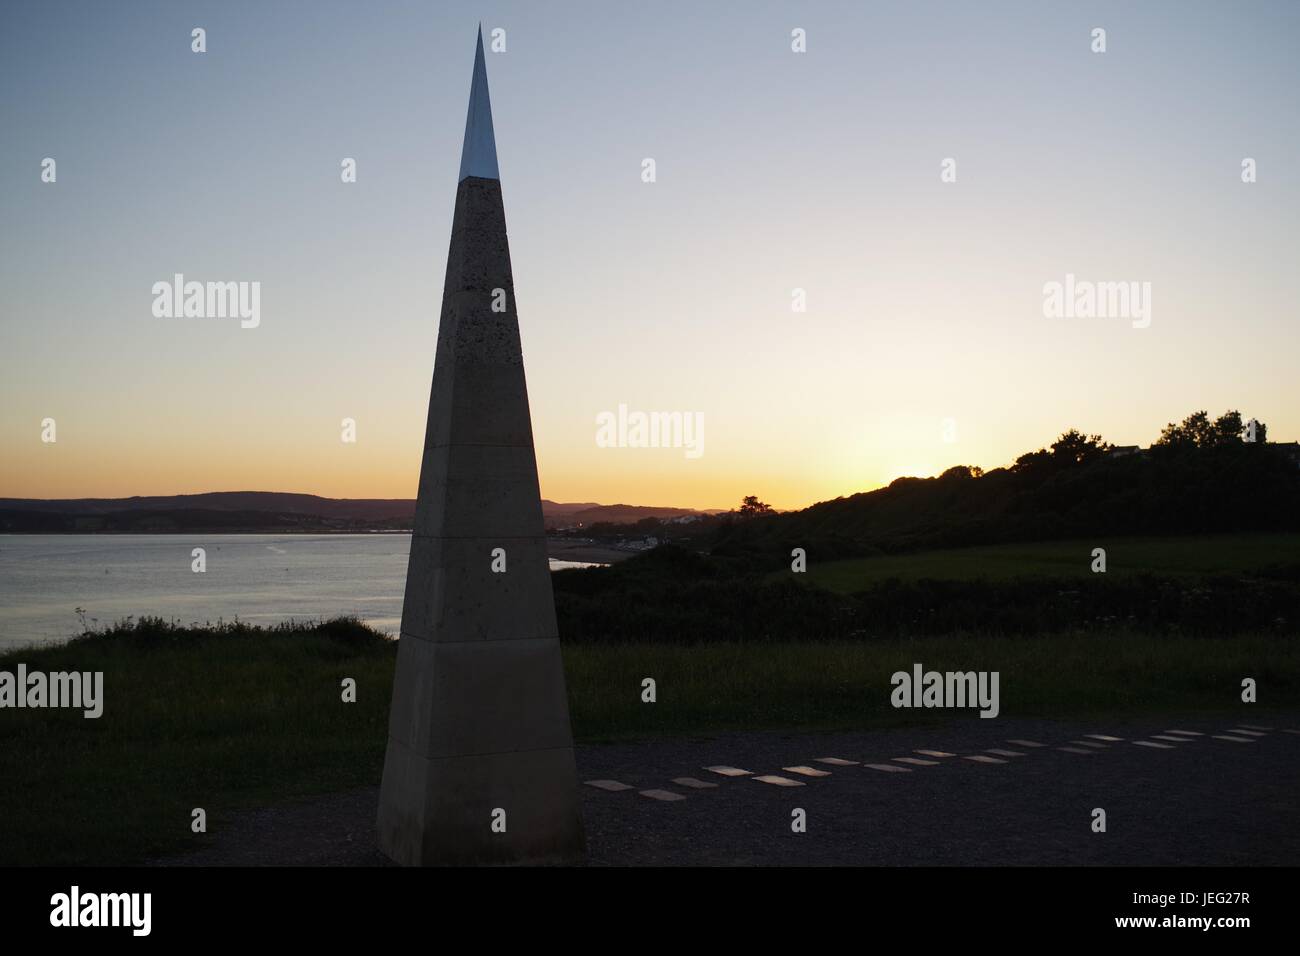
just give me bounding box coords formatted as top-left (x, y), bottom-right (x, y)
top-left (0, 492), bottom-right (412, 519)
top-left (549, 503), bottom-right (709, 528)
top-left (539, 500), bottom-right (603, 518)
top-left (0, 491), bottom-right (712, 533)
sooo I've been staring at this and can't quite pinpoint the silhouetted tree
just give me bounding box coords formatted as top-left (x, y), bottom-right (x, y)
top-left (1050, 429), bottom-right (1112, 465)
top-left (1155, 409), bottom-right (1268, 448)
top-left (1013, 429), bottom-right (1110, 472)
top-left (1211, 410), bottom-right (1244, 445)
top-left (1156, 410), bottom-right (1212, 448)
top-left (738, 495), bottom-right (775, 517)
top-left (1012, 448), bottom-right (1052, 472)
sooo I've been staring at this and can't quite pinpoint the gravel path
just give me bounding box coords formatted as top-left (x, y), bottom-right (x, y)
top-left (153, 712), bottom-right (1300, 866)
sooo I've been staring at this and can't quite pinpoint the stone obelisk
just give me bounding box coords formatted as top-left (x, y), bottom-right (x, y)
top-left (377, 27), bottom-right (585, 866)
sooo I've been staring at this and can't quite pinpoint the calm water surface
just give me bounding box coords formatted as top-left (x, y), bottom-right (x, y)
top-left (0, 534), bottom-right (595, 647)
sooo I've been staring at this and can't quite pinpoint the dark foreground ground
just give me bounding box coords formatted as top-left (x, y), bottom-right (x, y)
top-left (153, 712), bottom-right (1299, 866)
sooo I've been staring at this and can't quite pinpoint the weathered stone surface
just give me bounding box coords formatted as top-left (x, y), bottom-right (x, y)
top-left (386, 637), bottom-right (574, 758)
top-left (399, 536), bottom-right (556, 644)
top-left (422, 364), bottom-right (535, 449)
top-left (411, 451), bottom-right (547, 537)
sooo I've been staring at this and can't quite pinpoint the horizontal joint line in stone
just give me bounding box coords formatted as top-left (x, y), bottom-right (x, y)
top-left (385, 737), bottom-right (575, 763)
top-left (424, 442), bottom-right (536, 449)
top-left (407, 535), bottom-right (549, 542)
top-left (398, 632), bottom-right (560, 645)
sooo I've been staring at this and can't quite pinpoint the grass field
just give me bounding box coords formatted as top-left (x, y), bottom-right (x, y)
top-left (2, 616), bottom-right (1296, 864)
top-left (799, 533), bottom-right (1300, 593)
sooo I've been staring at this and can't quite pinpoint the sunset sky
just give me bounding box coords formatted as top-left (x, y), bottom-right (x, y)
top-left (2, 1), bottom-right (1297, 511)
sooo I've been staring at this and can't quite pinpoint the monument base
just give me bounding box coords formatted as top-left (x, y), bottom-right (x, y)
top-left (377, 736), bottom-right (586, 866)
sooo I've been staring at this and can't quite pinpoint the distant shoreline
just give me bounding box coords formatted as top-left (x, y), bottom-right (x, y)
top-left (0, 530), bottom-right (635, 565)
top-left (546, 543), bottom-right (633, 565)
top-left (0, 529), bottom-right (415, 535)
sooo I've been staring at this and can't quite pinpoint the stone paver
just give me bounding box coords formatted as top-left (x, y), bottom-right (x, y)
top-left (753, 775), bottom-right (804, 787)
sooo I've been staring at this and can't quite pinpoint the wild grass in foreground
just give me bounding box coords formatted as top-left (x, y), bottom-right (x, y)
top-left (0, 617), bottom-right (1295, 864)
top-left (566, 633), bottom-right (1298, 740)
top-left (0, 617), bottom-right (394, 867)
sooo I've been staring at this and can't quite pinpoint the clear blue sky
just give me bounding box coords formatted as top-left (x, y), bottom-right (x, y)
top-left (2, 1), bottom-right (1297, 508)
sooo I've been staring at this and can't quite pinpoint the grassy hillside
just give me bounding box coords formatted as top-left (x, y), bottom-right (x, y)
top-left (711, 440), bottom-right (1300, 562)
top-left (799, 533), bottom-right (1300, 592)
top-left (553, 535), bottom-right (1300, 643)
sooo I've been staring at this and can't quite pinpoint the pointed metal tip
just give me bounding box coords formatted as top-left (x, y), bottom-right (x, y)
top-left (458, 24), bottom-right (500, 182)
